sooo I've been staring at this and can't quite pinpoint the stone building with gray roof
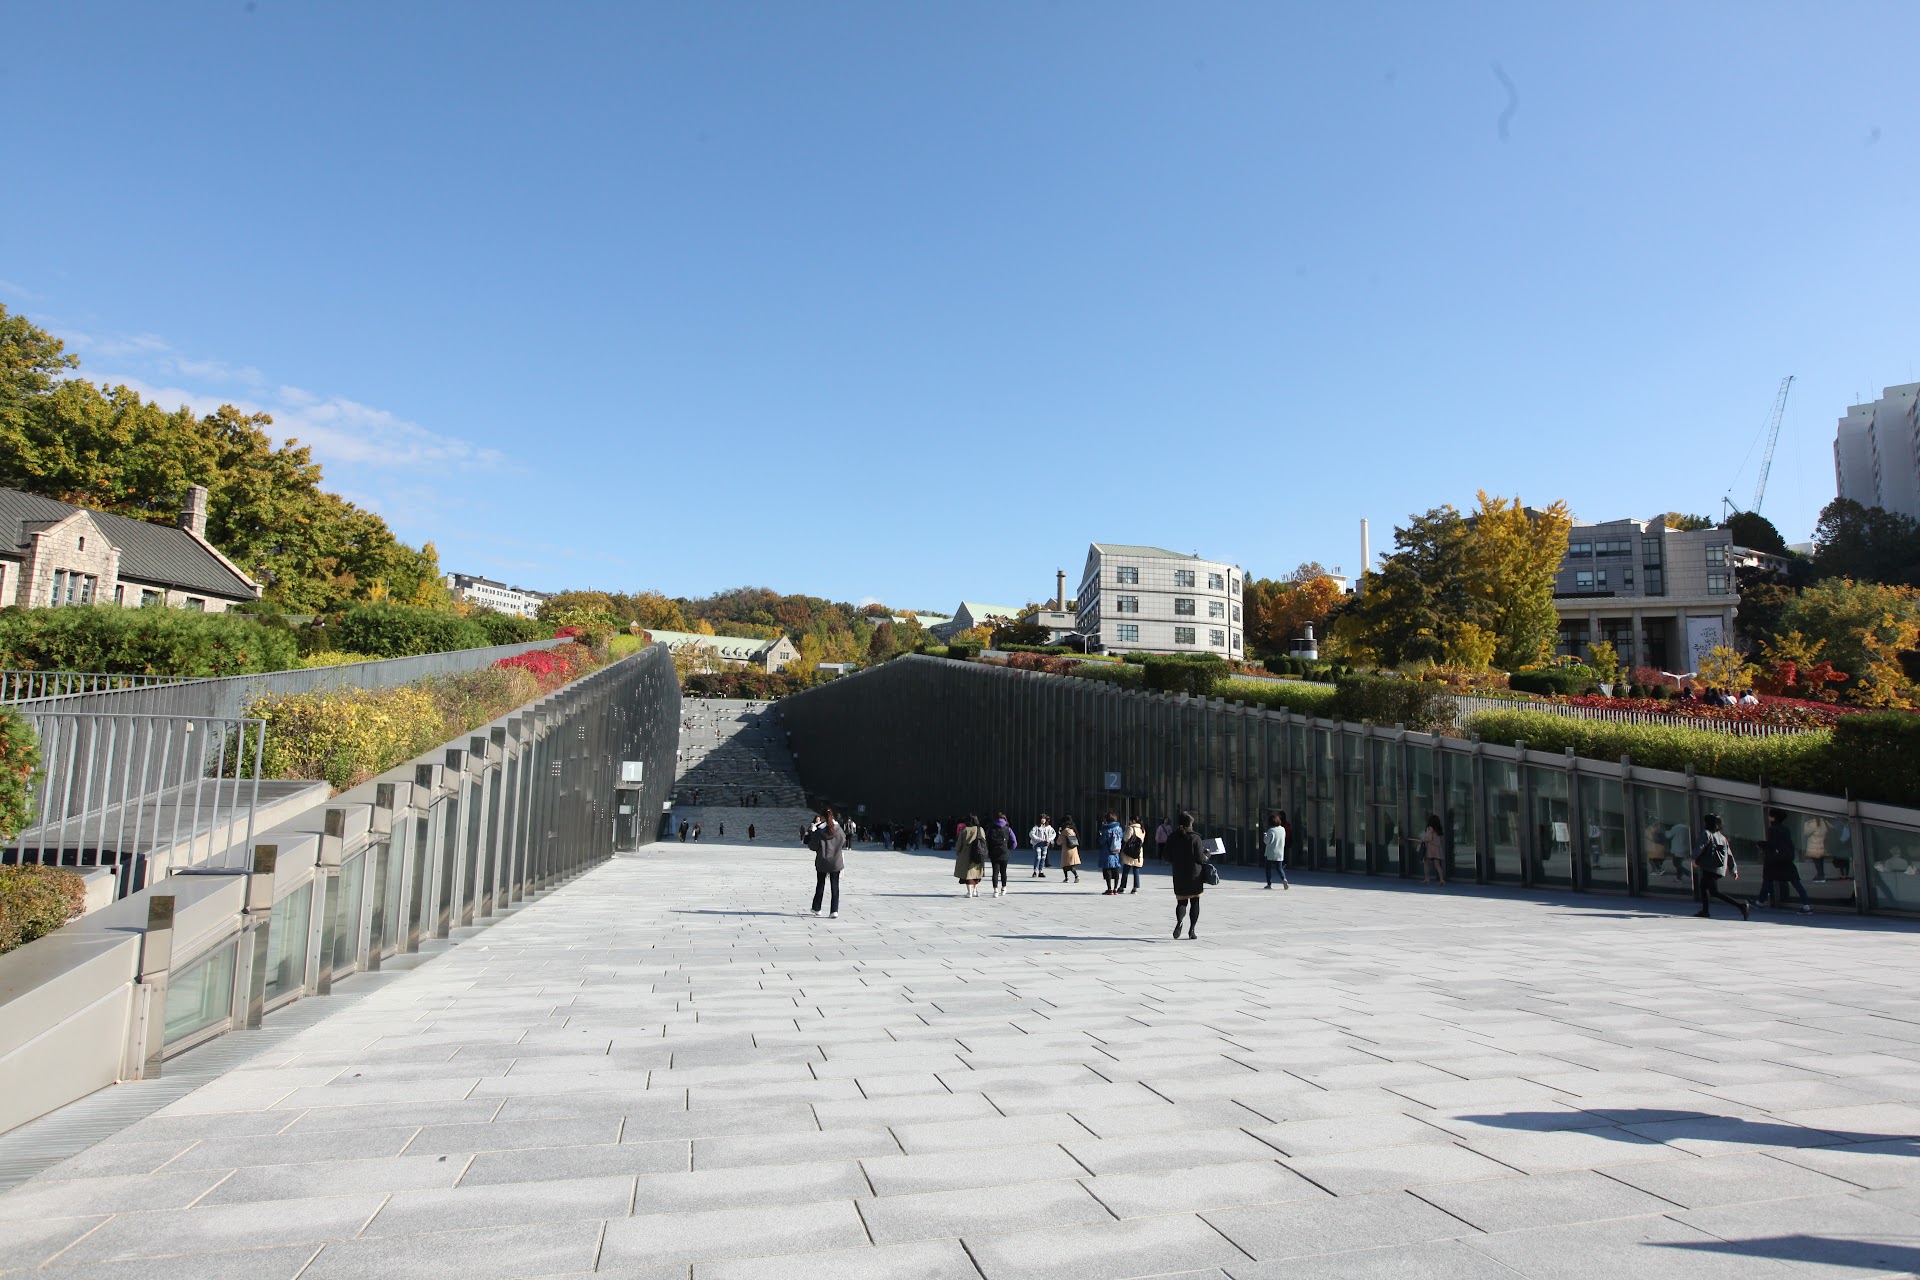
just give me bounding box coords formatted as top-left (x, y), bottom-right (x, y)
top-left (641, 628), bottom-right (801, 673)
top-left (0, 485), bottom-right (261, 613)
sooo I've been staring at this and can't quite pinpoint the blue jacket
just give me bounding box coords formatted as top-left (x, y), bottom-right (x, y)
top-left (1099, 821), bottom-right (1125, 855)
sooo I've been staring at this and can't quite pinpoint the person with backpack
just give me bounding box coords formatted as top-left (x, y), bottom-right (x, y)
top-left (985, 812), bottom-right (1016, 896)
top-left (1692, 813), bottom-right (1748, 920)
top-left (1167, 812), bottom-right (1209, 938)
top-left (1029, 814), bottom-right (1056, 878)
top-left (1755, 808), bottom-right (1813, 915)
top-left (1097, 812), bottom-right (1125, 894)
top-left (954, 815), bottom-right (987, 897)
top-left (805, 809), bottom-right (847, 918)
top-left (1058, 817), bottom-right (1082, 883)
top-left (1121, 818), bottom-right (1146, 892)
top-left (1262, 811), bottom-right (1291, 889)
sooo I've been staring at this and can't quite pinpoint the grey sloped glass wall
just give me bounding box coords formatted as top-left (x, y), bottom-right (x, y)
top-left (781, 655), bottom-right (1920, 916)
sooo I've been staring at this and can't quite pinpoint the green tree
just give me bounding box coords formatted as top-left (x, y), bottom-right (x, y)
top-left (1726, 510), bottom-right (1788, 556)
top-left (1466, 492), bottom-right (1572, 670)
top-left (1332, 507), bottom-right (1477, 665)
top-left (1811, 498), bottom-right (1920, 588)
top-left (1777, 578), bottom-right (1920, 705)
top-left (1663, 512), bottom-right (1715, 531)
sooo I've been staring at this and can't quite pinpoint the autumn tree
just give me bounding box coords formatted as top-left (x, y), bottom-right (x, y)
top-left (1776, 578), bottom-right (1920, 706)
top-left (1465, 492), bottom-right (1572, 670)
top-left (1263, 575), bottom-right (1343, 654)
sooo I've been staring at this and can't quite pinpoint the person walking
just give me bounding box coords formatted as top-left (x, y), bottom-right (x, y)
top-left (1155, 817), bottom-right (1172, 863)
top-left (986, 812), bottom-right (1016, 896)
top-left (1416, 814), bottom-right (1446, 885)
top-left (1029, 814), bottom-right (1056, 877)
top-left (719, 822), bottom-right (725, 838)
top-left (748, 823), bottom-right (756, 840)
top-left (1058, 817), bottom-right (1082, 883)
top-left (1121, 818), bottom-right (1146, 892)
top-left (1166, 812), bottom-right (1209, 939)
top-left (806, 810), bottom-right (847, 918)
top-left (692, 822), bottom-right (703, 842)
top-left (1097, 813), bottom-right (1125, 894)
top-left (1755, 808), bottom-right (1813, 914)
top-left (954, 815), bottom-right (987, 897)
top-left (678, 820), bottom-right (689, 843)
top-left (1692, 814), bottom-right (1748, 919)
top-left (1262, 811), bottom-right (1292, 889)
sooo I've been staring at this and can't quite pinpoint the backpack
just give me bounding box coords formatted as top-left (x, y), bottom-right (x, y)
top-left (1122, 832), bottom-right (1144, 856)
top-left (1694, 833), bottom-right (1729, 876)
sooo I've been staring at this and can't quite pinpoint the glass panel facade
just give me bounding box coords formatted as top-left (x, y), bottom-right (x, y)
top-left (1635, 787), bottom-right (1693, 897)
top-left (1865, 822), bottom-right (1920, 914)
top-left (1578, 776), bottom-right (1630, 892)
top-left (164, 944), bottom-right (236, 1045)
top-left (1701, 798), bottom-right (1765, 892)
top-left (1796, 812), bottom-right (1859, 908)
top-left (1370, 739), bottom-right (1400, 874)
top-left (1528, 767), bottom-right (1572, 887)
top-left (1487, 761), bottom-right (1523, 883)
top-left (335, 854), bottom-right (366, 978)
top-left (1443, 754), bottom-right (1476, 882)
top-left (263, 887), bottom-right (311, 1001)
top-left (1339, 734), bottom-right (1366, 873)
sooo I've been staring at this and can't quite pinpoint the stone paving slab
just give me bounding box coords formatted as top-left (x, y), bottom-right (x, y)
top-left (6, 840), bottom-right (1920, 1277)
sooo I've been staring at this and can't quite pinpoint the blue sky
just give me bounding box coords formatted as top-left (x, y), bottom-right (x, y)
top-left (4, 3), bottom-right (1916, 610)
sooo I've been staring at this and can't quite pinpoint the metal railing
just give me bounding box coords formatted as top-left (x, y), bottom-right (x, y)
top-left (0, 670), bottom-right (193, 705)
top-left (1454, 694), bottom-right (1821, 737)
top-left (4, 711), bottom-right (266, 896)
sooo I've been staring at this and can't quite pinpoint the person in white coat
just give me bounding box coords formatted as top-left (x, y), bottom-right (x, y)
top-left (1262, 811), bottom-right (1290, 889)
top-left (1029, 814), bottom-right (1057, 878)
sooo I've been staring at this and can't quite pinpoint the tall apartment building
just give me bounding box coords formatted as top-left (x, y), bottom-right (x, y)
top-left (1551, 518), bottom-right (1739, 674)
top-left (1834, 383), bottom-right (1920, 520)
top-left (1075, 543), bottom-right (1243, 658)
top-left (444, 573), bottom-right (547, 618)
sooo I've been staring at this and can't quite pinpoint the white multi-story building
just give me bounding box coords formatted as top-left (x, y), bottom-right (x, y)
top-left (1834, 383), bottom-right (1920, 520)
top-left (1075, 543), bottom-right (1243, 658)
top-left (444, 573), bottom-right (547, 618)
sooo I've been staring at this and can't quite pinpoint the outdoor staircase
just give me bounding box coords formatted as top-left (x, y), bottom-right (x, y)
top-left (665, 698), bottom-right (815, 844)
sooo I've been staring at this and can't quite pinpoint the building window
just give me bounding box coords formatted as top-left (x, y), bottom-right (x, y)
top-left (1705, 544), bottom-right (1728, 567)
top-left (77, 536), bottom-right (85, 551)
top-left (1230, 576), bottom-right (1239, 594)
top-left (1174, 626), bottom-right (1195, 645)
top-left (50, 569), bottom-right (66, 606)
top-left (1210, 628), bottom-right (1226, 647)
top-left (1173, 569), bottom-right (1195, 588)
top-left (1116, 566), bottom-right (1139, 584)
top-left (1208, 600), bottom-right (1225, 618)
top-left (1644, 567), bottom-right (1664, 596)
top-left (1230, 631), bottom-right (1240, 650)
top-left (1116, 595), bottom-right (1139, 613)
top-left (1116, 623), bottom-right (1139, 643)
top-left (1707, 573), bottom-right (1729, 595)
top-left (1568, 540), bottom-right (1592, 556)
top-left (1174, 598), bottom-right (1196, 615)
top-left (1643, 536), bottom-right (1662, 564)
top-left (1623, 569), bottom-right (1634, 588)
top-left (184, 597), bottom-right (206, 611)
top-left (140, 588), bottom-right (163, 606)
top-left (1207, 572), bottom-right (1225, 590)
top-left (77, 575), bottom-right (96, 605)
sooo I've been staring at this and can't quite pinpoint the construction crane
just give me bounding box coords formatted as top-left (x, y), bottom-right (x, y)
top-left (1725, 375), bottom-right (1794, 516)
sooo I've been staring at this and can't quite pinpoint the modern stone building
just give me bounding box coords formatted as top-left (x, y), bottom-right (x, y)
top-left (1075, 543), bottom-right (1243, 658)
top-left (1834, 382), bottom-right (1920, 520)
top-left (0, 486), bottom-right (261, 612)
top-left (444, 573), bottom-right (547, 618)
top-left (641, 628), bottom-right (801, 673)
top-left (1551, 517), bottom-right (1738, 673)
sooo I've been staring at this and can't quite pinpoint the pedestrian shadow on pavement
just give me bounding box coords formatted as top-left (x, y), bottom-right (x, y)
top-left (671, 909), bottom-right (796, 917)
top-left (1460, 1108), bottom-right (1920, 1155)
top-left (994, 934), bottom-right (1174, 943)
top-left (1657, 1235), bottom-right (1920, 1274)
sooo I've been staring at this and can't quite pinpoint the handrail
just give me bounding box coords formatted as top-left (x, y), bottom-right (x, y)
top-left (0, 670), bottom-right (194, 704)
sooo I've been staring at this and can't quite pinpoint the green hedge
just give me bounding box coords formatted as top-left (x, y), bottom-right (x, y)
top-left (1, 707), bottom-right (37, 841)
top-left (946, 642), bottom-right (982, 660)
top-left (0, 605), bottom-right (300, 676)
top-left (1263, 657), bottom-right (1345, 682)
top-left (472, 610), bottom-right (548, 646)
top-left (1222, 677), bottom-right (1337, 715)
top-left (1070, 663), bottom-right (1145, 689)
top-left (0, 865), bottom-right (86, 955)
top-left (1329, 674), bottom-right (1458, 733)
top-left (1141, 654), bottom-right (1228, 697)
top-left (998, 644), bottom-right (1073, 656)
top-left (1827, 713), bottom-right (1920, 808)
top-left (331, 604), bottom-right (491, 659)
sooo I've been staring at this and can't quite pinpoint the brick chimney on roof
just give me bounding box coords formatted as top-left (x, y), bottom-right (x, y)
top-left (180, 485), bottom-right (209, 540)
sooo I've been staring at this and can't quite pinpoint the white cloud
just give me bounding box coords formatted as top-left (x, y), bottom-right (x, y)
top-left (0, 279), bottom-right (40, 301)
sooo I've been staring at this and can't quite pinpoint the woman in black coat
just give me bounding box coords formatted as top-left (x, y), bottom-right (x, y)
top-left (1165, 811), bottom-right (1209, 940)
top-left (806, 809), bottom-right (848, 918)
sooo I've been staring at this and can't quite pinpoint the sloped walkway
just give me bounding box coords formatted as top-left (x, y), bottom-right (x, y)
top-left (5, 843), bottom-right (1920, 1278)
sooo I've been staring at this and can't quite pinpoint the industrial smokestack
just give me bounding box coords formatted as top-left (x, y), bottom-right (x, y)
top-left (1056, 569), bottom-right (1066, 611)
top-left (1359, 519), bottom-right (1371, 594)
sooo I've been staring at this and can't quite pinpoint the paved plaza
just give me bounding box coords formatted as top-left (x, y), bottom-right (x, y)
top-left (4, 841), bottom-right (1920, 1278)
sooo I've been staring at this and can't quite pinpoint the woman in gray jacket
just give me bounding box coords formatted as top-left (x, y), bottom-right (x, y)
top-left (807, 809), bottom-right (847, 918)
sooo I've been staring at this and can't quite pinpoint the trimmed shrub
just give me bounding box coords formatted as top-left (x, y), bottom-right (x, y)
top-left (1141, 654), bottom-right (1228, 697)
top-left (998, 644), bottom-right (1073, 656)
top-left (1465, 709), bottom-right (1855, 798)
top-left (946, 642), bottom-right (982, 661)
top-left (0, 605), bottom-right (300, 676)
top-left (332, 604), bottom-right (491, 659)
top-left (296, 651), bottom-right (383, 669)
top-left (1222, 677), bottom-right (1338, 716)
top-left (472, 610), bottom-right (547, 646)
top-left (1827, 713), bottom-right (1920, 808)
top-left (1069, 662), bottom-right (1145, 689)
top-left (0, 707), bottom-right (38, 842)
top-left (1329, 675), bottom-right (1459, 733)
top-left (0, 865), bottom-right (86, 955)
